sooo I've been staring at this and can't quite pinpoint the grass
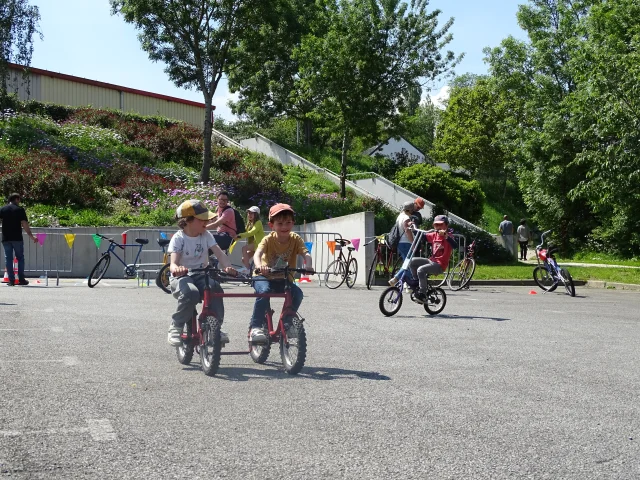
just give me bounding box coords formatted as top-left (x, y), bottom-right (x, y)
top-left (472, 264), bottom-right (640, 284)
top-left (478, 178), bottom-right (531, 234)
top-left (565, 251), bottom-right (640, 267)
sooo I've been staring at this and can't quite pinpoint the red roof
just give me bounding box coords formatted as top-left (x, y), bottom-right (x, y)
top-left (8, 63), bottom-right (213, 109)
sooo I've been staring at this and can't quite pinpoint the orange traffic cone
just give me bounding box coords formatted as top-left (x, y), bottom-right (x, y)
top-left (299, 276), bottom-right (312, 283)
top-left (1, 268), bottom-right (8, 284)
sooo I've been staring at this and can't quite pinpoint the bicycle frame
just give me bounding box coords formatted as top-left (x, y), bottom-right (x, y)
top-left (535, 230), bottom-right (559, 275)
top-left (104, 241), bottom-right (145, 270)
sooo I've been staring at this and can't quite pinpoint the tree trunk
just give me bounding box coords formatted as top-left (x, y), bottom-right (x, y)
top-left (304, 117), bottom-right (312, 146)
top-left (200, 96), bottom-right (214, 183)
top-left (340, 130), bottom-right (350, 198)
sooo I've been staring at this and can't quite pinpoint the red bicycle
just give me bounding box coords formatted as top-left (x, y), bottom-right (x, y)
top-left (174, 265), bottom-right (312, 376)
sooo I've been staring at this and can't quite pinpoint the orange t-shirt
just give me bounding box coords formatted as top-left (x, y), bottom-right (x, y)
top-left (257, 232), bottom-right (308, 280)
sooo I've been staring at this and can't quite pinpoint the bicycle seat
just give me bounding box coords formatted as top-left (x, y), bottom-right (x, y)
top-left (135, 238), bottom-right (149, 245)
top-left (157, 238), bottom-right (170, 248)
top-left (347, 246), bottom-right (355, 252)
top-left (336, 239), bottom-right (351, 246)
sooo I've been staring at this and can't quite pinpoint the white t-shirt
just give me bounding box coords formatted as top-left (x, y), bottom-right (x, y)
top-left (396, 212), bottom-right (412, 244)
top-left (168, 230), bottom-right (217, 271)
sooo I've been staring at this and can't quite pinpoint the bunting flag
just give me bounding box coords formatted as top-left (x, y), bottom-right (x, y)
top-left (92, 234), bottom-right (102, 249)
top-left (228, 239), bottom-right (237, 254)
top-left (122, 233), bottom-right (127, 245)
top-left (64, 233), bottom-right (76, 249)
top-left (160, 232), bottom-right (167, 239)
top-left (326, 240), bottom-right (336, 255)
top-left (35, 233), bottom-right (47, 246)
top-left (351, 238), bottom-right (360, 252)
top-left (304, 241), bottom-right (313, 254)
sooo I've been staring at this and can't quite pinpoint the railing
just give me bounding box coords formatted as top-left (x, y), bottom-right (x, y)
top-left (211, 128), bottom-right (246, 149)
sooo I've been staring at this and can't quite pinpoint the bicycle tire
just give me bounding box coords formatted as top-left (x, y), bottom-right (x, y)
top-left (200, 316), bottom-right (221, 377)
top-left (176, 319), bottom-right (194, 365)
top-left (324, 259), bottom-right (346, 289)
top-left (560, 268), bottom-right (576, 297)
top-left (390, 255), bottom-right (401, 277)
top-left (433, 270), bottom-right (449, 288)
top-left (366, 255), bottom-right (380, 290)
top-left (156, 263), bottom-right (171, 294)
top-left (533, 265), bottom-right (556, 292)
top-left (379, 286), bottom-right (403, 317)
top-left (249, 321), bottom-right (271, 364)
top-left (345, 258), bottom-right (358, 288)
top-left (88, 253), bottom-right (110, 288)
top-left (424, 287), bottom-right (447, 315)
top-left (447, 258), bottom-right (476, 291)
top-left (280, 314), bottom-right (307, 375)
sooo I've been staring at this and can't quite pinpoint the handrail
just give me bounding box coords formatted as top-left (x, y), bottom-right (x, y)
top-left (211, 128), bottom-right (246, 149)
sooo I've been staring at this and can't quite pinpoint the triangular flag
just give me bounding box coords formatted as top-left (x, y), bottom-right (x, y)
top-left (351, 238), bottom-right (360, 252)
top-left (64, 233), bottom-right (76, 249)
top-left (304, 241), bottom-right (313, 254)
top-left (228, 239), bottom-right (237, 254)
top-left (326, 240), bottom-right (336, 255)
top-left (36, 233), bottom-right (47, 246)
top-left (92, 234), bottom-right (102, 249)
top-left (160, 232), bottom-right (167, 239)
top-left (122, 233), bottom-right (127, 245)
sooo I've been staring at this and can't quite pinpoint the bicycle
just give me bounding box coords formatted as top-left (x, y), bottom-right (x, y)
top-left (324, 238), bottom-right (358, 289)
top-left (155, 238), bottom-right (171, 294)
top-left (447, 239), bottom-right (477, 291)
top-left (365, 234), bottom-right (401, 289)
top-left (87, 234), bottom-right (149, 288)
top-left (533, 229), bottom-right (576, 297)
top-left (378, 228), bottom-right (447, 316)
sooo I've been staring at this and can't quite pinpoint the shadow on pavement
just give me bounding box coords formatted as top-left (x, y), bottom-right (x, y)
top-left (392, 314), bottom-right (510, 322)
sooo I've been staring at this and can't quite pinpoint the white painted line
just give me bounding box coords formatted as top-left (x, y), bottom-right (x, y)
top-left (63, 356), bottom-right (79, 366)
top-left (465, 298), bottom-right (479, 301)
top-left (87, 419), bottom-right (117, 441)
top-left (0, 327), bottom-right (64, 332)
top-left (0, 356), bottom-right (78, 365)
top-left (51, 327), bottom-right (64, 333)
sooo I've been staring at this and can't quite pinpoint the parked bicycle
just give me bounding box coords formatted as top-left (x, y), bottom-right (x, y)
top-left (155, 238), bottom-right (171, 294)
top-left (365, 234), bottom-right (401, 290)
top-left (325, 238), bottom-right (358, 289)
top-left (87, 234), bottom-right (149, 288)
top-left (173, 265), bottom-right (311, 376)
top-left (447, 239), bottom-right (477, 291)
top-left (378, 228), bottom-right (447, 316)
top-left (533, 229), bottom-right (576, 296)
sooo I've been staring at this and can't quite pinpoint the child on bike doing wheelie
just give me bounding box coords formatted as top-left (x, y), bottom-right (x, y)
top-left (409, 215), bottom-right (456, 302)
top-left (235, 206), bottom-right (265, 274)
top-left (249, 203), bottom-right (314, 343)
top-left (167, 200), bottom-right (236, 347)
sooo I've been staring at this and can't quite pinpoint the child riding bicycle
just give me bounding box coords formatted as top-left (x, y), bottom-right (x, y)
top-left (409, 215), bottom-right (456, 302)
top-left (167, 200), bottom-right (236, 347)
top-left (249, 203), bottom-right (314, 344)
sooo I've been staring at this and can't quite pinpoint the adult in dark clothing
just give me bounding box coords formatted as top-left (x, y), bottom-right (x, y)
top-left (0, 193), bottom-right (38, 286)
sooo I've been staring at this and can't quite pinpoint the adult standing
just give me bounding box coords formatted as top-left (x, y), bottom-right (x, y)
top-left (388, 201), bottom-right (416, 286)
top-left (206, 191), bottom-right (236, 251)
top-left (499, 215), bottom-right (514, 236)
top-left (517, 218), bottom-right (532, 260)
top-left (0, 193), bottom-right (38, 286)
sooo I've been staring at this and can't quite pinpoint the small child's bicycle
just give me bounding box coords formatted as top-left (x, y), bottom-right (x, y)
top-left (533, 229), bottom-right (576, 297)
top-left (378, 227), bottom-right (447, 316)
top-left (174, 265), bottom-right (312, 376)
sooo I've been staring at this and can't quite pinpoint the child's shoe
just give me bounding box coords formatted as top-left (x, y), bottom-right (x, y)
top-left (250, 328), bottom-right (268, 344)
top-left (167, 325), bottom-right (183, 346)
top-left (220, 331), bottom-right (230, 344)
top-left (388, 277), bottom-right (399, 287)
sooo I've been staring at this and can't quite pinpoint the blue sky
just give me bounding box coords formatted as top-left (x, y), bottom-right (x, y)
top-left (30, 0), bottom-right (527, 119)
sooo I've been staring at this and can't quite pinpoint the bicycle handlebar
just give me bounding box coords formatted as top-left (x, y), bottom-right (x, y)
top-left (537, 229), bottom-right (554, 249)
top-left (253, 266), bottom-right (315, 275)
top-left (97, 233), bottom-right (124, 250)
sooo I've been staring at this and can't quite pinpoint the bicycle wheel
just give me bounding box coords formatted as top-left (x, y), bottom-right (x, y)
top-left (533, 266), bottom-right (557, 292)
top-left (390, 254), bottom-right (401, 277)
top-left (345, 258), bottom-right (358, 288)
top-left (200, 316), bottom-right (221, 377)
top-left (559, 268), bottom-right (576, 297)
top-left (424, 287), bottom-right (447, 315)
top-left (280, 314), bottom-right (307, 375)
top-left (324, 260), bottom-right (346, 289)
top-left (176, 319), bottom-right (194, 365)
top-left (88, 253), bottom-right (110, 288)
top-left (366, 255), bottom-right (380, 290)
top-left (447, 258), bottom-right (476, 291)
top-left (249, 322), bottom-right (271, 364)
top-left (379, 286), bottom-right (403, 317)
top-left (155, 263), bottom-right (171, 294)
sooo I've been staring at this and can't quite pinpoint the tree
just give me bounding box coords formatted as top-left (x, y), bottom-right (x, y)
top-left (0, 0), bottom-right (40, 99)
top-left (295, 0), bottom-right (458, 197)
top-left (401, 97), bottom-right (440, 157)
top-left (110, 0), bottom-right (276, 183)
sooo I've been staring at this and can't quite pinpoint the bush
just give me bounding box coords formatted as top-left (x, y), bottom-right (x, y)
top-left (395, 164), bottom-right (486, 224)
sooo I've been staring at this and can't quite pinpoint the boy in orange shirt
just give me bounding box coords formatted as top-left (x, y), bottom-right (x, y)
top-left (250, 204), bottom-right (314, 343)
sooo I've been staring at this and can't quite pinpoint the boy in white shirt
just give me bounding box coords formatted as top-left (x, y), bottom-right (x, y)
top-left (167, 200), bottom-right (236, 346)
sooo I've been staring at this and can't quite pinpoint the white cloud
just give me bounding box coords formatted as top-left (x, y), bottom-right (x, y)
top-left (212, 89), bottom-right (239, 121)
top-left (428, 85), bottom-right (450, 109)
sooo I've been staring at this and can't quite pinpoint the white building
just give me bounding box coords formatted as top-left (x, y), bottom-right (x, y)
top-left (363, 136), bottom-right (451, 171)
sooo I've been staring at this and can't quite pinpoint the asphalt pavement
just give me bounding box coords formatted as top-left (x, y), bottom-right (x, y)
top-left (1, 279), bottom-right (639, 479)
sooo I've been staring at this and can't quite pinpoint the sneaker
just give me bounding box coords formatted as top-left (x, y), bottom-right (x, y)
top-left (388, 277), bottom-right (399, 287)
top-left (250, 328), bottom-right (268, 344)
top-left (17, 279), bottom-right (29, 286)
top-left (413, 291), bottom-right (427, 304)
top-left (167, 325), bottom-right (183, 346)
top-left (220, 331), bottom-right (230, 344)
top-left (6, 280), bottom-right (15, 287)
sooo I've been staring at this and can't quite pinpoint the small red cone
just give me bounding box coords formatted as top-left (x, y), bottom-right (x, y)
top-left (529, 290), bottom-right (538, 295)
top-left (299, 277), bottom-right (312, 283)
top-left (1, 268), bottom-right (8, 284)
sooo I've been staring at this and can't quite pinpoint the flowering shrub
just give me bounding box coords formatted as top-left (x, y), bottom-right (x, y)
top-left (59, 122), bottom-right (124, 149)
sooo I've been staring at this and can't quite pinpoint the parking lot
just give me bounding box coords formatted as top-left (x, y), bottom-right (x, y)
top-left (1, 280), bottom-right (639, 479)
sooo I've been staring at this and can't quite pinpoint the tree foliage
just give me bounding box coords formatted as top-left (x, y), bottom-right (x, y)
top-left (110, 0), bottom-right (275, 183)
top-left (0, 0), bottom-right (40, 99)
